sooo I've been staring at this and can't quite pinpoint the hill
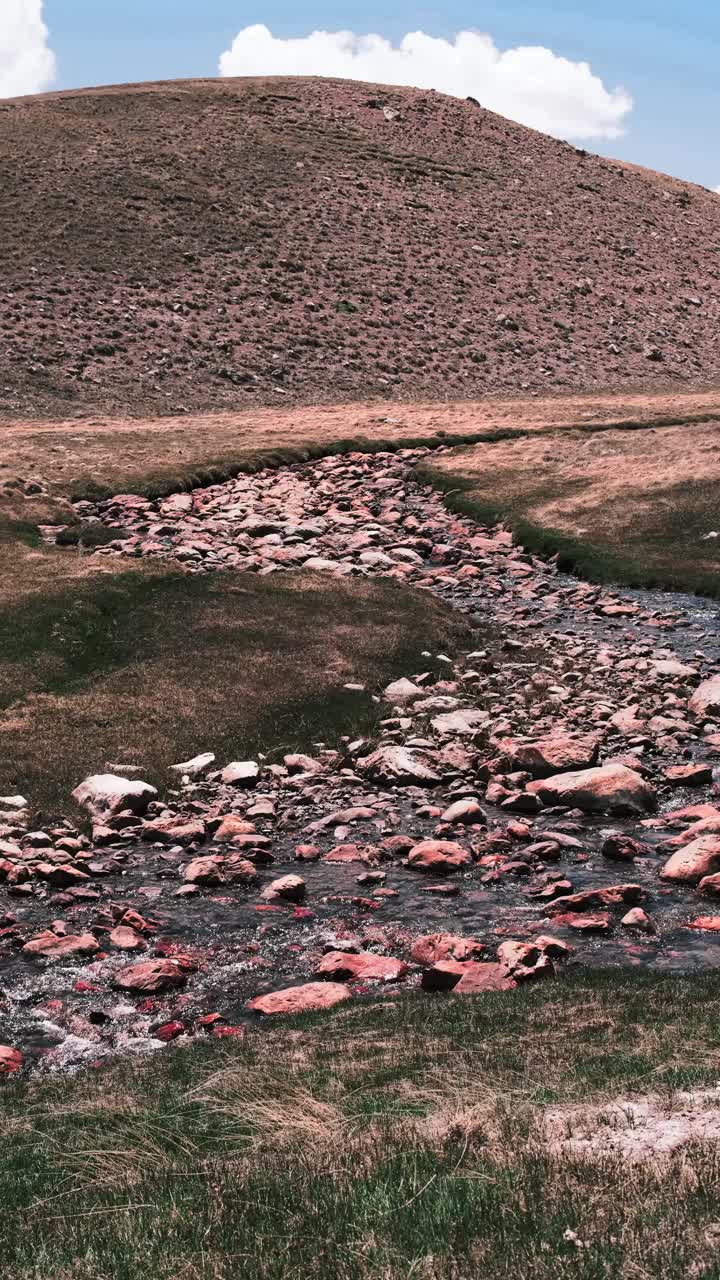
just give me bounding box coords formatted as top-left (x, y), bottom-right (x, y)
top-left (1, 74), bottom-right (719, 418)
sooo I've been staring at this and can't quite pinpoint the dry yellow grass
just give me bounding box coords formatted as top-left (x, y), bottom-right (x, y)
top-left (426, 418), bottom-right (720, 593)
top-left (2, 387), bottom-right (720, 504)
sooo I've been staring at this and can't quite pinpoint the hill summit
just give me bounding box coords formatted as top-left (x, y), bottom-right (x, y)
top-left (1, 75), bottom-right (719, 418)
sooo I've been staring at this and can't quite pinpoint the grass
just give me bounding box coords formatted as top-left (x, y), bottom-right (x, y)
top-left (0, 564), bottom-right (468, 815)
top-left (3, 970), bottom-right (720, 1278)
top-left (420, 420), bottom-right (720, 596)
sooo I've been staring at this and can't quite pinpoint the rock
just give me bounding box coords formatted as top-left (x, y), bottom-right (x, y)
top-left (534, 935), bottom-right (574, 958)
top-left (407, 839), bottom-right (472, 874)
top-left (621, 907), bottom-right (655, 933)
top-left (183, 855), bottom-right (225, 886)
top-left (410, 933), bottom-right (485, 966)
top-left (498, 733), bottom-right (599, 778)
top-left (22, 930), bottom-right (100, 960)
top-left (431, 708), bottom-right (489, 736)
top-left (688, 916), bottom-right (720, 932)
top-left (315, 951), bottom-right (408, 983)
top-left (72, 773), bottom-right (157, 820)
top-left (697, 873), bottom-right (720, 897)
top-left (114, 959), bottom-right (188, 994)
top-left (109, 926), bottom-right (145, 950)
top-left (601, 833), bottom-right (651, 862)
top-left (143, 817), bottom-right (205, 845)
top-left (453, 962), bottom-right (517, 994)
top-left (689, 675), bottom-right (720, 719)
top-left (169, 752), bottom-right (215, 778)
top-left (497, 940), bottom-right (554, 982)
top-left (356, 745), bottom-right (441, 787)
top-left (262, 874), bottom-right (306, 903)
top-left (548, 884), bottom-right (644, 913)
top-left (383, 677), bottom-right (424, 706)
top-left (660, 837), bottom-right (720, 884)
top-left (247, 982), bottom-right (352, 1015)
top-left (527, 765), bottom-right (655, 815)
top-left (440, 798), bottom-right (485, 825)
top-left (421, 959), bottom-right (472, 991)
top-left (551, 912), bottom-right (612, 933)
top-left (220, 761), bottom-right (259, 788)
top-left (213, 815), bottom-right (257, 842)
top-left (664, 763), bottom-right (713, 786)
top-left (0, 1046), bottom-right (23, 1074)
top-left (34, 863), bottom-right (91, 888)
top-left (652, 659), bottom-right (697, 678)
top-left (153, 1020), bottom-right (187, 1042)
top-left (224, 855), bottom-right (260, 885)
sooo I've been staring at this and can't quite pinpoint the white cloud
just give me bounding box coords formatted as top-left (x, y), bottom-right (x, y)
top-left (219, 24), bottom-right (632, 140)
top-left (0, 0), bottom-right (56, 99)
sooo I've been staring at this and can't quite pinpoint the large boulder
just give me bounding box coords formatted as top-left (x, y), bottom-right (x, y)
top-left (356, 745), bottom-right (441, 787)
top-left (247, 981), bottom-right (352, 1015)
top-left (453, 962), bottom-right (517, 994)
top-left (315, 951), bottom-right (408, 983)
top-left (527, 765), bottom-right (655, 815)
top-left (497, 733), bottom-right (599, 778)
top-left (407, 839), bottom-right (472, 874)
top-left (72, 773), bottom-right (157, 820)
top-left (114, 959), bottom-right (188, 993)
top-left (660, 836), bottom-right (720, 885)
top-left (22, 930), bottom-right (100, 960)
top-left (410, 933), bottom-right (485, 966)
top-left (689, 675), bottom-right (720, 719)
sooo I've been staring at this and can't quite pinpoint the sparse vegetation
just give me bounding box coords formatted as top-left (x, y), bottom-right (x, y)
top-left (3, 971), bottom-right (720, 1279)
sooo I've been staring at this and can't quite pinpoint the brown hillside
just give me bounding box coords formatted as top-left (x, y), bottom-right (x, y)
top-left (1, 75), bottom-right (719, 419)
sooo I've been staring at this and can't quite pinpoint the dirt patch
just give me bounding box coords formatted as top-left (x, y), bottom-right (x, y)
top-left (545, 1088), bottom-right (720, 1161)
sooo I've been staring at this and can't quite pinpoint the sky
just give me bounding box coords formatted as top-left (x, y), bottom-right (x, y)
top-left (2, 1), bottom-right (719, 189)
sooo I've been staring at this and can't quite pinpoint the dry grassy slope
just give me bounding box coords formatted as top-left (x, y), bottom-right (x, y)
top-left (1, 75), bottom-right (719, 420)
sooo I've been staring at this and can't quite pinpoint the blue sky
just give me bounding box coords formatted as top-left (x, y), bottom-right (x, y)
top-left (31, 2), bottom-right (720, 188)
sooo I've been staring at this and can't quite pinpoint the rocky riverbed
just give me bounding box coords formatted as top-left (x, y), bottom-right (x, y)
top-left (3, 446), bottom-right (720, 1075)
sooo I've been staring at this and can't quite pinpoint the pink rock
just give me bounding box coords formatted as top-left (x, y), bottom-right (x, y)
top-left (410, 933), bottom-right (485, 966)
top-left (261, 874), bottom-right (306, 903)
top-left (407, 839), bottom-right (472, 874)
top-left (183, 855), bottom-right (224, 885)
top-left (551, 912), bottom-right (612, 933)
top-left (621, 908), bottom-right (655, 933)
top-left (109, 926), bottom-right (145, 951)
top-left (689, 675), bottom-right (720, 719)
top-left (453, 962), bottom-right (517, 994)
top-left (497, 732), bottom-right (599, 778)
top-left (660, 837), bottom-right (720, 885)
top-left (23, 930), bottom-right (100, 960)
top-left (0, 1046), bottom-right (23, 1075)
top-left (527, 765), bottom-right (655, 815)
top-left (497, 940), bottom-right (554, 981)
top-left (315, 951), bottom-right (408, 983)
top-left (547, 884), bottom-right (644, 913)
top-left (114, 959), bottom-right (188, 994)
top-left (247, 982), bottom-right (352, 1016)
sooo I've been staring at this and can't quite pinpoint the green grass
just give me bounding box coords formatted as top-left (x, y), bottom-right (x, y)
top-left (417, 458), bottom-right (720, 598)
top-left (3, 971), bottom-right (720, 1279)
top-left (68, 429), bottom-right (527, 504)
top-left (0, 565), bottom-right (469, 815)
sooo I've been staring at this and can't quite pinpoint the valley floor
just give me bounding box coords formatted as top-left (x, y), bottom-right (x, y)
top-left (2, 388), bottom-right (720, 1277)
